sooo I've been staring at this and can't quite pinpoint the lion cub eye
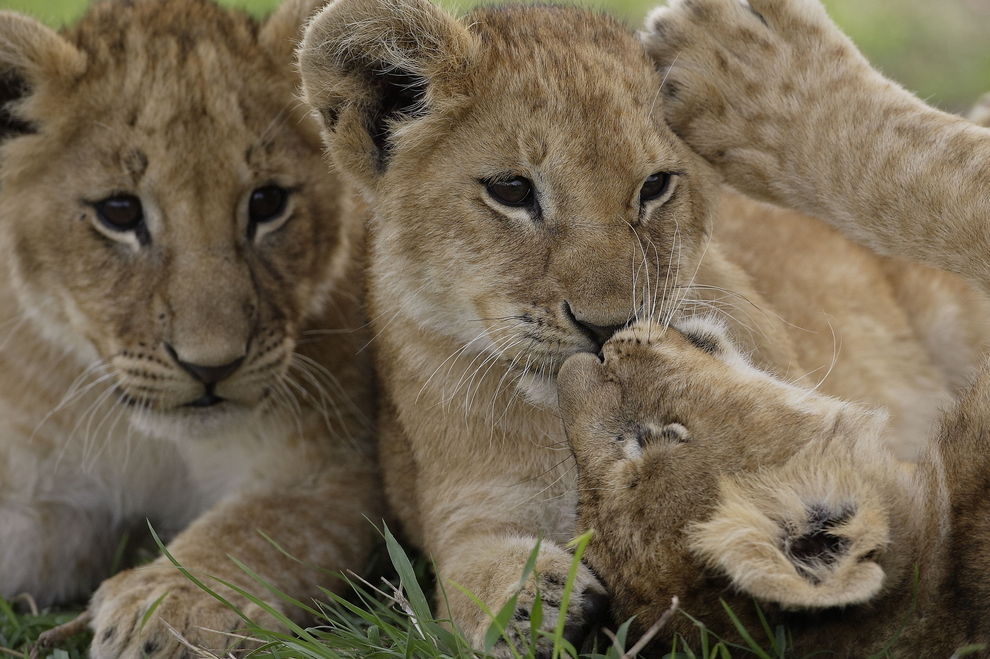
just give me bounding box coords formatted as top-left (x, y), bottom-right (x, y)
top-left (485, 177), bottom-right (535, 208)
top-left (249, 185), bottom-right (289, 225)
top-left (640, 172), bottom-right (674, 204)
top-left (94, 195), bottom-right (144, 232)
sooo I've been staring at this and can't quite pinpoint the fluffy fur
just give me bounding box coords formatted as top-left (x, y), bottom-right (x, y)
top-left (560, 316), bottom-right (990, 656)
top-left (643, 0), bottom-right (990, 289)
top-left (298, 0), bottom-right (990, 650)
top-left (0, 1), bottom-right (380, 656)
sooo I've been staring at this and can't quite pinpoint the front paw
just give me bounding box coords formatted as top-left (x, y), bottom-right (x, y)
top-left (450, 540), bottom-right (609, 658)
top-left (88, 563), bottom-right (279, 658)
top-left (500, 567), bottom-right (609, 658)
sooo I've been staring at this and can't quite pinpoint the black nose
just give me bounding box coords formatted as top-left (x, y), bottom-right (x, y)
top-left (165, 345), bottom-right (246, 385)
top-left (578, 320), bottom-right (625, 346)
top-left (564, 302), bottom-right (628, 350)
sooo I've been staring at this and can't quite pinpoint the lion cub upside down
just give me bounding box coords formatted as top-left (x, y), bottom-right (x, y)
top-left (560, 317), bottom-right (988, 656)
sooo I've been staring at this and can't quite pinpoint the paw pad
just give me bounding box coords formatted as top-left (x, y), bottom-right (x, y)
top-left (784, 505), bottom-right (853, 584)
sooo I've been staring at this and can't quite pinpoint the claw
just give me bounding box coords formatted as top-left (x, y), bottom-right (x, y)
top-left (34, 610), bottom-right (92, 657)
top-left (561, 588), bottom-right (610, 651)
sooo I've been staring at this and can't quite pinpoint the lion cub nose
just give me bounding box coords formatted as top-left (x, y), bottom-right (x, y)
top-left (564, 302), bottom-right (628, 350)
top-left (166, 344), bottom-right (246, 385)
top-left (579, 321), bottom-right (624, 347)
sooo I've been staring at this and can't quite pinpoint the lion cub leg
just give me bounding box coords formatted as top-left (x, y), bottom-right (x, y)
top-left (642, 0), bottom-right (990, 290)
top-left (407, 472), bottom-right (609, 658)
top-left (441, 534), bottom-right (607, 656)
top-left (0, 501), bottom-right (117, 607)
top-left (87, 443), bottom-right (381, 659)
top-left (689, 452), bottom-right (895, 611)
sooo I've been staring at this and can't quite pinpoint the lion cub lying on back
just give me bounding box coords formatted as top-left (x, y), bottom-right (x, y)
top-left (560, 317), bottom-right (989, 656)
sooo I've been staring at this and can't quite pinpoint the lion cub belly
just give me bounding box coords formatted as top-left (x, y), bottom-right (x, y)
top-left (714, 193), bottom-right (974, 458)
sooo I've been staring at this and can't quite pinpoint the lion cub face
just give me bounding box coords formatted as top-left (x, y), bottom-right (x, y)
top-left (300, 0), bottom-right (720, 404)
top-left (558, 318), bottom-right (917, 623)
top-left (0, 0), bottom-right (343, 438)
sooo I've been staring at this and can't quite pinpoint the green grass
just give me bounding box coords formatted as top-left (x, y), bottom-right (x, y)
top-left (145, 525), bottom-right (789, 659)
top-left (8, 524), bottom-right (984, 659)
top-left (0, 525), bottom-right (781, 658)
top-left (0, 596), bottom-right (89, 658)
top-left (1, 0), bottom-right (987, 110)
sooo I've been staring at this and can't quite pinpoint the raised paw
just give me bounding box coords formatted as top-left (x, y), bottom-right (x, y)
top-left (88, 562), bottom-right (281, 658)
top-left (639, 0), bottom-right (862, 171)
top-left (689, 461), bottom-right (895, 611)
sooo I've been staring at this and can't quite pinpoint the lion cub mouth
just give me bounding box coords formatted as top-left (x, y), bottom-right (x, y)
top-left (184, 393), bottom-right (226, 409)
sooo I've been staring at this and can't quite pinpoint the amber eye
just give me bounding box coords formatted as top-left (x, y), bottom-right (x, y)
top-left (640, 172), bottom-right (673, 203)
top-left (249, 185), bottom-right (289, 226)
top-left (93, 195), bottom-right (144, 232)
top-left (486, 177), bottom-right (535, 208)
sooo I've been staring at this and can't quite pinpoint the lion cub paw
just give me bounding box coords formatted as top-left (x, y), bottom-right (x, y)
top-left (501, 566), bottom-right (608, 658)
top-left (88, 563), bottom-right (280, 658)
top-left (689, 471), bottom-right (891, 611)
top-left (450, 539), bottom-right (608, 658)
top-left (641, 0), bottom-right (860, 167)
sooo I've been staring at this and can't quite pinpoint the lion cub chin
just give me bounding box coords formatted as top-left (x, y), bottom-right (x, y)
top-left (560, 317), bottom-right (990, 656)
top-left (0, 1), bottom-right (380, 657)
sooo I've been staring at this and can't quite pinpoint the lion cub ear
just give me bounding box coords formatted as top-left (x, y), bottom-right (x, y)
top-left (0, 12), bottom-right (85, 140)
top-left (298, 0), bottom-right (477, 187)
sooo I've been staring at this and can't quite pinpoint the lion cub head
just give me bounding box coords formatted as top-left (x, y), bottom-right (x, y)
top-left (0, 0), bottom-right (352, 439)
top-left (557, 318), bottom-right (922, 649)
top-left (299, 0), bottom-right (721, 404)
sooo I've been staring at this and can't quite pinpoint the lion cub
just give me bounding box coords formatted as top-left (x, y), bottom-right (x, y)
top-left (0, 1), bottom-right (379, 656)
top-left (297, 0), bottom-right (990, 650)
top-left (560, 317), bottom-right (988, 656)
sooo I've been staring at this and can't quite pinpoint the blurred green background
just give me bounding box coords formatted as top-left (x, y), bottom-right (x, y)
top-left (1, 0), bottom-right (987, 111)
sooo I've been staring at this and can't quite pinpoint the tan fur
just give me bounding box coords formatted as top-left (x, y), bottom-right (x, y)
top-left (560, 317), bottom-right (990, 656)
top-left (643, 0), bottom-right (990, 290)
top-left (0, 1), bottom-right (381, 657)
top-left (298, 0), bottom-right (990, 650)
